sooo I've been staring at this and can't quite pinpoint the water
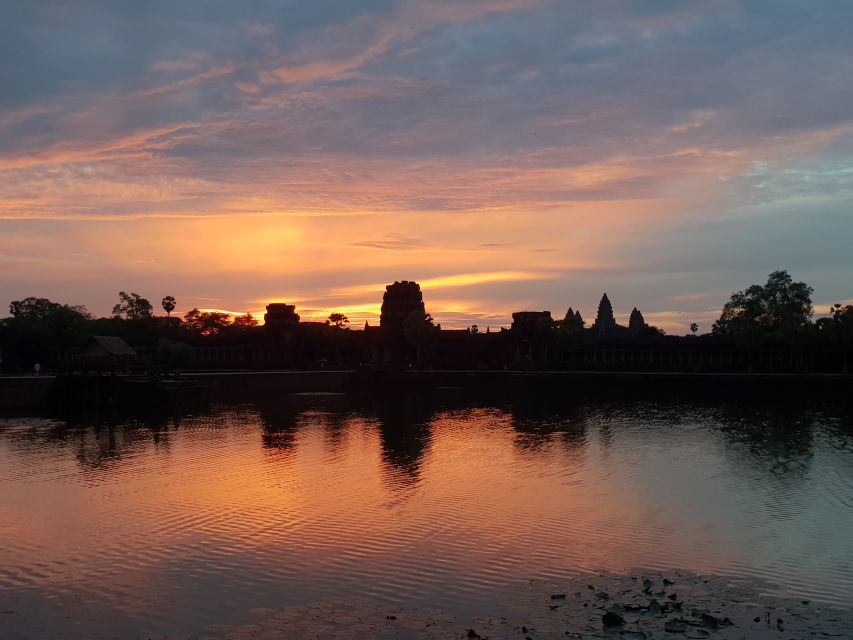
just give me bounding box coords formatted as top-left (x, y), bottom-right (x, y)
top-left (1, 392), bottom-right (852, 639)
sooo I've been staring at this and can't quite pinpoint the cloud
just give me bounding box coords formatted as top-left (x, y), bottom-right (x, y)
top-left (350, 235), bottom-right (430, 251)
top-left (2, 1), bottom-right (853, 329)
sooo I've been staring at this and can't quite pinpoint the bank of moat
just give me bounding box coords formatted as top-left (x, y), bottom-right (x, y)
top-left (201, 569), bottom-right (852, 640)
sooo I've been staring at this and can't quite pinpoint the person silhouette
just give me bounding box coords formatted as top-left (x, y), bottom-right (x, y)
top-left (34, 363), bottom-right (41, 376)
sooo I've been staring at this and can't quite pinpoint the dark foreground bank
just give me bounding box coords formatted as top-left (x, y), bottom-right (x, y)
top-left (3, 368), bottom-right (853, 412)
top-left (203, 569), bottom-right (853, 640)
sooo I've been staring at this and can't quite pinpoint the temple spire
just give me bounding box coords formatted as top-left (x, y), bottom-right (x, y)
top-left (595, 293), bottom-right (616, 329)
top-left (629, 307), bottom-right (646, 332)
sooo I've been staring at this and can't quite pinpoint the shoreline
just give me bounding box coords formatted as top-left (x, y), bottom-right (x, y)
top-left (3, 368), bottom-right (852, 412)
top-left (199, 569), bottom-right (853, 640)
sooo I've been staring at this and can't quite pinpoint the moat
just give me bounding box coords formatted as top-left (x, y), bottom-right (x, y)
top-left (1, 392), bottom-right (852, 639)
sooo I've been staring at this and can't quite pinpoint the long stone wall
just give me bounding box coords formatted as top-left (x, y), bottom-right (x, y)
top-left (0, 376), bottom-right (55, 412)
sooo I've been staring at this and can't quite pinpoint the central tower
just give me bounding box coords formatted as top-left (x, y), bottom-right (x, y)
top-left (592, 293), bottom-right (616, 334)
top-left (379, 281), bottom-right (425, 336)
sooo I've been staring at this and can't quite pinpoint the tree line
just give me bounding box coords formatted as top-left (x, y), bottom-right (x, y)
top-left (0, 290), bottom-right (357, 370)
top-left (1, 271), bottom-right (851, 371)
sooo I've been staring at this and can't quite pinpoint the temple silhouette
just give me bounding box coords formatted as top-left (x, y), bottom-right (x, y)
top-left (590, 293), bottom-right (650, 338)
top-left (109, 280), bottom-right (842, 372)
top-left (8, 278), bottom-right (848, 376)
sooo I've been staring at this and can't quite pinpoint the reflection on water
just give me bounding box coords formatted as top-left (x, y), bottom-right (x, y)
top-left (1, 392), bottom-right (852, 640)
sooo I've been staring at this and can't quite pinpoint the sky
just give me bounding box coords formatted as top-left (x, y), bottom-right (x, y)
top-left (1, 0), bottom-right (852, 333)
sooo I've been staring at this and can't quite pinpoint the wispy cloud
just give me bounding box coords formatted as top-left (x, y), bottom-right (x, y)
top-left (2, 1), bottom-right (853, 328)
top-left (350, 235), bottom-right (430, 251)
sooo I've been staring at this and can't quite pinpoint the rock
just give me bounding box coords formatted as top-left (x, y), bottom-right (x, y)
top-left (466, 629), bottom-right (480, 638)
top-left (667, 593), bottom-right (678, 601)
top-left (648, 599), bottom-right (662, 615)
top-left (663, 578), bottom-right (675, 586)
top-left (664, 619), bottom-right (688, 633)
top-left (685, 631), bottom-right (710, 639)
top-left (602, 611), bottom-right (625, 627)
top-left (595, 592), bottom-right (610, 599)
top-left (551, 594), bottom-right (567, 600)
top-left (699, 612), bottom-right (732, 629)
top-left (776, 618), bottom-right (784, 632)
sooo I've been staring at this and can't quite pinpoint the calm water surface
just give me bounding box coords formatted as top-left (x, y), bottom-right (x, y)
top-left (1, 392), bottom-right (852, 639)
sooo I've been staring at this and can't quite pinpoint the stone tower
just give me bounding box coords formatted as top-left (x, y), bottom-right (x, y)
top-left (628, 307), bottom-right (647, 333)
top-left (593, 293), bottom-right (616, 334)
top-left (380, 281), bottom-right (425, 336)
top-left (264, 303), bottom-right (300, 329)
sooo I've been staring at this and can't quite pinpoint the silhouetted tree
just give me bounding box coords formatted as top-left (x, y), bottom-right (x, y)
top-left (690, 322), bottom-right (699, 335)
top-left (328, 312), bottom-right (349, 328)
top-left (470, 324), bottom-right (479, 334)
top-left (403, 310), bottom-right (438, 367)
top-left (113, 291), bottom-right (154, 320)
top-left (816, 304), bottom-right (853, 344)
top-left (3, 297), bottom-right (92, 367)
top-left (713, 270), bottom-right (813, 339)
top-left (161, 296), bottom-right (176, 317)
top-left (232, 313), bottom-right (259, 328)
top-left (638, 325), bottom-right (666, 337)
top-left (9, 297), bottom-right (90, 322)
top-left (183, 308), bottom-right (230, 336)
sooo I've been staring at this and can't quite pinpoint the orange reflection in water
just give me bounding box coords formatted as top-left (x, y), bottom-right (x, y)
top-left (1, 395), bottom-right (851, 639)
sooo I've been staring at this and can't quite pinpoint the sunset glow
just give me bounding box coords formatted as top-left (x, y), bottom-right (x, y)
top-left (2, 2), bottom-right (853, 331)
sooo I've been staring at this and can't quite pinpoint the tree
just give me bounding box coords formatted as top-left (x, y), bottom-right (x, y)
top-left (113, 291), bottom-right (154, 320)
top-left (638, 325), bottom-right (666, 337)
top-left (183, 308), bottom-right (231, 336)
top-left (470, 324), bottom-right (479, 334)
top-left (4, 298), bottom-right (92, 365)
top-left (232, 313), bottom-right (259, 328)
top-left (690, 322), bottom-right (699, 336)
top-left (403, 310), bottom-right (438, 367)
top-left (328, 312), bottom-right (349, 328)
top-left (816, 304), bottom-right (853, 344)
top-left (9, 297), bottom-right (90, 322)
top-left (161, 296), bottom-right (176, 317)
top-left (712, 270), bottom-right (813, 339)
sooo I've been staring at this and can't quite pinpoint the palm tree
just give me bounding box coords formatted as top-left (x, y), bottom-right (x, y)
top-left (162, 296), bottom-right (176, 317)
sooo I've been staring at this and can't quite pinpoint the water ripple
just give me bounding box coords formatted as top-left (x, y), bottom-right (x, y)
top-left (1, 396), bottom-right (852, 639)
